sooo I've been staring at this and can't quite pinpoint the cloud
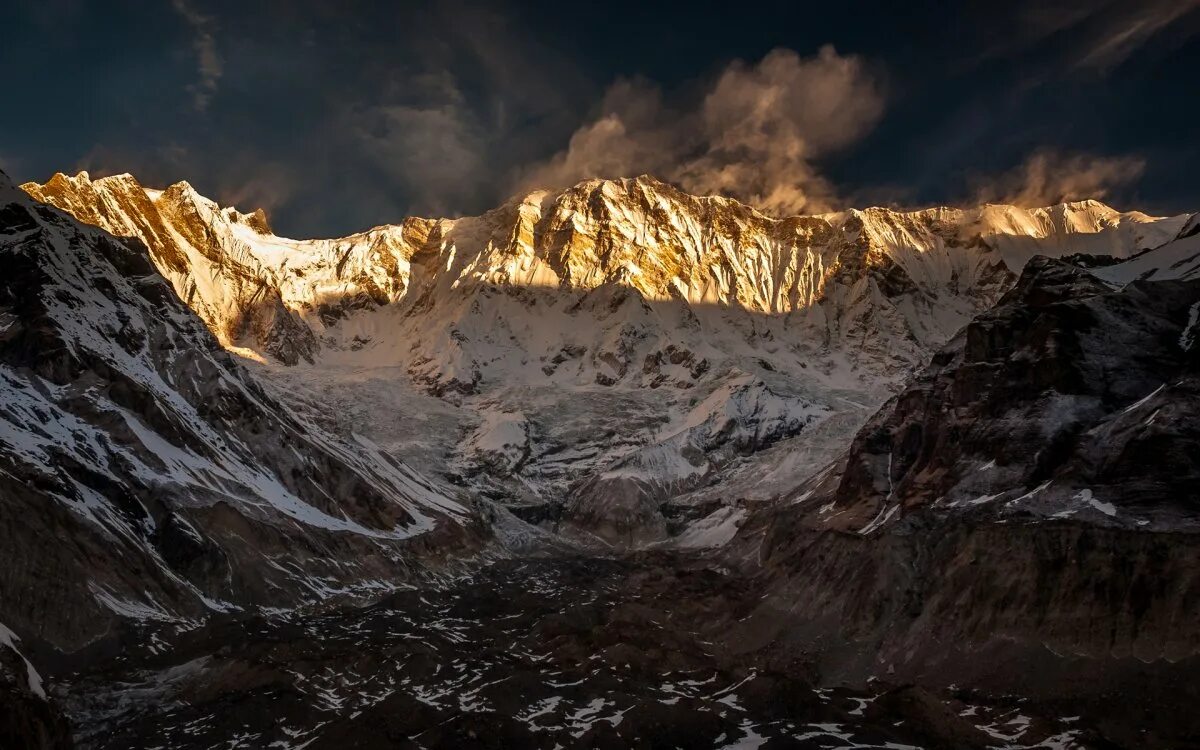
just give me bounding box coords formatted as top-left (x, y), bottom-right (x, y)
top-left (328, 3), bottom-right (593, 222)
top-left (349, 71), bottom-right (489, 217)
top-left (212, 161), bottom-right (297, 216)
top-left (74, 142), bottom-right (186, 185)
top-left (37, 2), bottom-right (595, 237)
top-left (170, 0), bottom-right (223, 111)
top-left (972, 150), bottom-right (1145, 207)
top-left (1013, 0), bottom-right (1200, 72)
top-left (517, 45), bottom-right (885, 216)
top-left (0, 152), bottom-right (22, 177)
top-left (74, 141), bottom-right (298, 225)
top-left (1073, 0), bottom-right (1200, 70)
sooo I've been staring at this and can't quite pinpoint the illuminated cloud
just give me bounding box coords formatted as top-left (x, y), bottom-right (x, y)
top-left (1075, 0), bottom-right (1199, 71)
top-left (973, 150), bottom-right (1146, 207)
top-left (518, 46), bottom-right (885, 216)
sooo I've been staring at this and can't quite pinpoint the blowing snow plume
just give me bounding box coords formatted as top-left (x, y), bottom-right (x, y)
top-left (973, 149), bottom-right (1146, 207)
top-left (518, 45), bottom-right (885, 215)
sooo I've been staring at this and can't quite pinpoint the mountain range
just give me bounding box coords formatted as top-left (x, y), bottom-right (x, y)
top-left (20, 172), bottom-right (1188, 543)
top-left (3, 167), bottom-right (1199, 748)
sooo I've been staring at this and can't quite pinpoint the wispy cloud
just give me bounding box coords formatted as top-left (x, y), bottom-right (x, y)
top-left (1071, 0), bottom-right (1200, 70)
top-left (328, 2), bottom-right (592, 220)
top-left (517, 45), bottom-right (886, 216)
top-left (74, 141), bottom-right (297, 225)
top-left (1007, 0), bottom-right (1200, 73)
top-left (348, 70), bottom-right (490, 217)
top-left (0, 152), bottom-right (22, 178)
top-left (170, 0), bottom-right (222, 111)
top-left (972, 149), bottom-right (1145, 208)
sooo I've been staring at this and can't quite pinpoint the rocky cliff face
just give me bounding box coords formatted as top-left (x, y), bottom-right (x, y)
top-left (0, 171), bottom-right (481, 653)
top-left (797, 255), bottom-right (1200, 533)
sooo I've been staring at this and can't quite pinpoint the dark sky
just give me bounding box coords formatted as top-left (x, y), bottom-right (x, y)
top-left (3, 0), bottom-right (1198, 237)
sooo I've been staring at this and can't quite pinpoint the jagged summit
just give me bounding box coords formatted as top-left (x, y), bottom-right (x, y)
top-left (26, 169), bottom-right (1170, 241)
top-left (17, 167), bottom-right (1187, 396)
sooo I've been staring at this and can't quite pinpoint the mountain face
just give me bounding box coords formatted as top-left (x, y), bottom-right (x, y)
top-left (21, 172), bottom-right (1186, 547)
top-left (811, 256), bottom-right (1200, 532)
top-left (0, 171), bottom-right (480, 652)
top-left (728, 255), bottom-right (1200, 743)
top-left (1092, 209), bottom-right (1200, 284)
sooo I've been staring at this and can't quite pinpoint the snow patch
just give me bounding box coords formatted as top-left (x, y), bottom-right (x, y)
top-left (1075, 489), bottom-right (1117, 517)
top-left (1122, 384), bottom-right (1165, 414)
top-left (674, 506), bottom-right (747, 549)
top-left (0, 622), bottom-right (45, 699)
top-left (1181, 302), bottom-right (1200, 351)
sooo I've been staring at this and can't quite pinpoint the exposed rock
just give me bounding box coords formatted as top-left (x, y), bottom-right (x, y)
top-left (813, 256), bottom-right (1200, 531)
top-left (54, 555), bottom-right (1104, 750)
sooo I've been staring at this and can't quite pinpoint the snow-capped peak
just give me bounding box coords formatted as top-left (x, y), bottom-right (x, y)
top-left (20, 170), bottom-right (1187, 381)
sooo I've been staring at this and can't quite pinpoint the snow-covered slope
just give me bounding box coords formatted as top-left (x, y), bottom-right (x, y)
top-left (23, 173), bottom-right (1183, 377)
top-left (0, 170), bottom-right (479, 651)
top-left (1094, 212), bottom-right (1200, 284)
top-left (21, 171), bottom-right (1186, 546)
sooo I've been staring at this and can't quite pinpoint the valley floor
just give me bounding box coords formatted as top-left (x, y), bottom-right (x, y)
top-left (56, 552), bottom-right (1099, 750)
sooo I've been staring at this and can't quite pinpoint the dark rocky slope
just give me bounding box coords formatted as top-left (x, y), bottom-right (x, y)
top-left (0, 171), bottom-right (484, 658)
top-left (0, 628), bottom-right (71, 749)
top-left (729, 257), bottom-right (1200, 746)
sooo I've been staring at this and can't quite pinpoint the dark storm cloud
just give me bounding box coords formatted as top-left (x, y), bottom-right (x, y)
top-left (2, 0), bottom-right (1198, 237)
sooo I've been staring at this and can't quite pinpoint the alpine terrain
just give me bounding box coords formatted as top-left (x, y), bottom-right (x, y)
top-left (2, 165), bottom-right (1198, 748)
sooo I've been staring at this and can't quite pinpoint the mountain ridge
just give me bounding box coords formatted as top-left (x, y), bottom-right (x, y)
top-left (21, 171), bottom-right (1185, 370)
top-left (28, 170), bottom-right (1173, 239)
top-left (19, 169), bottom-right (1190, 547)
